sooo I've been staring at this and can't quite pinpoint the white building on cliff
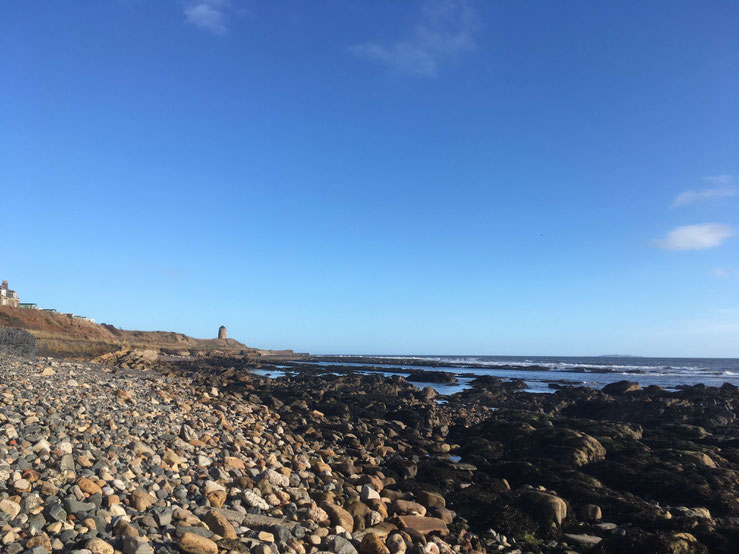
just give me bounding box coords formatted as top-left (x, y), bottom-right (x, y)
top-left (0, 280), bottom-right (20, 308)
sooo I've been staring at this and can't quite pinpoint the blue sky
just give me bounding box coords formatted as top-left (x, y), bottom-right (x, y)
top-left (2, 1), bottom-right (738, 357)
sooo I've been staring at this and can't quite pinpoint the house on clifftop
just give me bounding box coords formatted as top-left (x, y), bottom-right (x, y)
top-left (1, 279), bottom-right (93, 321)
top-left (0, 281), bottom-right (20, 308)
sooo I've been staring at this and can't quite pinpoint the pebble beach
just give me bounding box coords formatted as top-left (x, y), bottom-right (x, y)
top-left (0, 355), bottom-right (476, 554)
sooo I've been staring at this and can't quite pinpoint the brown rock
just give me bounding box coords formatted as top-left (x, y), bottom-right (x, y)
top-left (78, 478), bottom-right (103, 496)
top-left (178, 532), bottom-right (218, 554)
top-left (77, 455), bottom-right (94, 468)
top-left (367, 498), bottom-right (388, 518)
top-left (396, 516), bottom-right (448, 536)
top-left (206, 490), bottom-right (227, 508)
top-left (348, 501), bottom-right (370, 531)
top-left (362, 522), bottom-right (398, 540)
top-left (391, 500), bottom-right (426, 516)
top-left (679, 451), bottom-right (716, 468)
top-left (357, 474), bottom-right (385, 492)
top-left (40, 481), bottom-right (58, 496)
top-left (322, 502), bottom-right (355, 532)
top-left (385, 533), bottom-right (406, 554)
top-left (348, 501), bottom-right (371, 519)
top-left (113, 520), bottom-right (140, 537)
top-left (116, 389), bottom-right (133, 402)
top-left (162, 450), bottom-right (182, 467)
top-left (86, 538), bottom-right (114, 554)
top-left (667, 533), bottom-right (704, 554)
top-left (23, 469), bottom-right (41, 483)
top-left (224, 456), bottom-right (245, 469)
top-left (360, 534), bottom-right (390, 554)
top-left (579, 504), bottom-right (602, 521)
top-left (431, 507), bottom-right (454, 524)
top-left (520, 491), bottom-right (567, 526)
top-left (381, 490), bottom-right (405, 502)
top-left (26, 533), bottom-right (52, 553)
top-left (130, 488), bottom-right (156, 511)
top-left (416, 491), bottom-right (445, 510)
top-left (203, 509), bottom-right (237, 539)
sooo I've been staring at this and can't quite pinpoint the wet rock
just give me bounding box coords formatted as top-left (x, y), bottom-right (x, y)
top-left (415, 492), bottom-right (445, 510)
top-left (520, 491), bottom-right (567, 526)
top-left (405, 371), bottom-right (457, 385)
top-left (579, 503), bottom-right (602, 521)
top-left (564, 533), bottom-right (602, 548)
top-left (602, 380), bottom-right (641, 395)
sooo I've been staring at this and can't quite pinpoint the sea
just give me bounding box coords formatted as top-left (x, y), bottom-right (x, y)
top-left (254, 355), bottom-right (739, 395)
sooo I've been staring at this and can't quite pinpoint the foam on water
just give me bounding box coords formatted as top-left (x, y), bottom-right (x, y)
top-left (302, 354), bottom-right (739, 396)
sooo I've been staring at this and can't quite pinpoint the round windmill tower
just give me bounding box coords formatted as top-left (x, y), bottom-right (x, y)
top-left (218, 325), bottom-right (227, 339)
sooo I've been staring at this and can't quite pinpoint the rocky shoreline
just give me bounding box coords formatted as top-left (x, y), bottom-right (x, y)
top-left (1, 353), bottom-right (737, 554)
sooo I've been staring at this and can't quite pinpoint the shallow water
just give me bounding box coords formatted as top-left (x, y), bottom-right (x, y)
top-left (250, 369), bottom-right (286, 379)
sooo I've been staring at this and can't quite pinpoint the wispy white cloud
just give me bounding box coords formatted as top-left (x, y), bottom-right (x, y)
top-left (711, 268), bottom-right (739, 279)
top-left (349, 0), bottom-right (481, 77)
top-left (185, 0), bottom-right (229, 35)
top-left (653, 223), bottom-right (736, 251)
top-left (671, 175), bottom-right (736, 207)
top-left (704, 174), bottom-right (734, 185)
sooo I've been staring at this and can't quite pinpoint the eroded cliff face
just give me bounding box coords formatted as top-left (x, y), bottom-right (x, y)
top-left (0, 328), bottom-right (36, 357)
top-left (0, 305), bottom-right (286, 359)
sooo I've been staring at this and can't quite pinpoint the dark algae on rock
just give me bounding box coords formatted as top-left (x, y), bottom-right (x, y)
top-left (171, 356), bottom-right (739, 552)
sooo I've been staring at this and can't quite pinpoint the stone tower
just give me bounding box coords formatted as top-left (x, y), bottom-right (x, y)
top-left (218, 325), bottom-right (227, 339)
